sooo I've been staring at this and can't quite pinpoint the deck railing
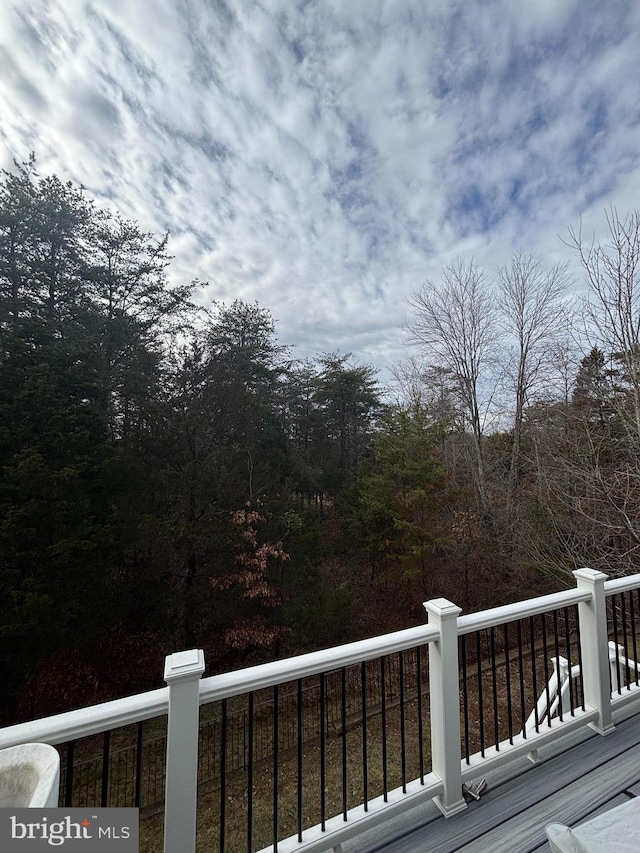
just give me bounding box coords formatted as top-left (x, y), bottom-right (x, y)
top-left (1, 568), bottom-right (640, 853)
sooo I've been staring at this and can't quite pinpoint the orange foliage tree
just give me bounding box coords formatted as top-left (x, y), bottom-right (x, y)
top-left (211, 503), bottom-right (291, 653)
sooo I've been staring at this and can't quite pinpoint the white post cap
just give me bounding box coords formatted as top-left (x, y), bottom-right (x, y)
top-left (424, 598), bottom-right (462, 619)
top-left (164, 649), bottom-right (205, 683)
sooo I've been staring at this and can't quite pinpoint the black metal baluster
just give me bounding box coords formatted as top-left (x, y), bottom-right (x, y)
top-left (220, 699), bottom-right (227, 853)
top-left (517, 620), bottom-right (527, 738)
top-left (241, 708), bottom-right (246, 766)
top-left (361, 662), bottom-right (369, 810)
top-left (503, 624), bottom-right (513, 744)
top-left (416, 646), bottom-right (425, 781)
top-left (341, 668), bottom-right (347, 821)
top-left (490, 627), bottom-right (499, 749)
top-left (273, 685), bottom-right (279, 851)
top-left (631, 591), bottom-right (639, 686)
top-left (621, 593), bottom-right (631, 690)
top-left (381, 656), bottom-right (388, 801)
top-left (476, 631), bottom-right (485, 756)
top-left (243, 709), bottom-right (247, 771)
top-left (552, 609), bottom-right (563, 721)
top-left (461, 635), bottom-right (470, 761)
top-left (320, 673), bottom-right (326, 831)
top-left (541, 615), bottom-right (552, 726)
top-left (134, 722), bottom-right (144, 808)
top-left (563, 607), bottom-right (575, 715)
top-left (247, 693), bottom-right (254, 853)
top-left (101, 731), bottom-right (111, 806)
top-left (575, 607), bottom-right (585, 710)
top-left (399, 651), bottom-right (407, 792)
top-left (529, 616), bottom-right (540, 732)
top-left (297, 680), bottom-right (303, 842)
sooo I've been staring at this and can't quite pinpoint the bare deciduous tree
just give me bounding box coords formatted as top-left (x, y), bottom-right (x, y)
top-left (528, 209), bottom-right (640, 577)
top-left (405, 258), bottom-right (498, 519)
top-left (497, 252), bottom-right (571, 518)
top-left (568, 208), bottom-right (640, 439)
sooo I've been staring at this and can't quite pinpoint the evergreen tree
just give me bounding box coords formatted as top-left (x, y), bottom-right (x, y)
top-left (354, 405), bottom-right (448, 585)
top-left (312, 353), bottom-right (383, 500)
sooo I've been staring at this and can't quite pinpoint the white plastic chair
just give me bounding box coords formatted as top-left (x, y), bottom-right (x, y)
top-left (0, 743), bottom-right (60, 807)
top-left (546, 797), bottom-right (640, 852)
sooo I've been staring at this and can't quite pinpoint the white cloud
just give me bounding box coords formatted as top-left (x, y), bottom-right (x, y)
top-left (1, 0), bottom-right (640, 383)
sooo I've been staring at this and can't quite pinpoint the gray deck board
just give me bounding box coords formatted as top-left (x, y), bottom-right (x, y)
top-left (574, 793), bottom-right (632, 823)
top-left (353, 703), bottom-right (640, 853)
top-left (456, 748), bottom-right (640, 852)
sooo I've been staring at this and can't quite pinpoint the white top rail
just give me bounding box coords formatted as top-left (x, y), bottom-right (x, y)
top-left (0, 687), bottom-right (169, 750)
top-left (457, 588), bottom-right (591, 636)
top-left (199, 623), bottom-right (440, 704)
top-left (3, 575), bottom-right (635, 752)
top-left (605, 575), bottom-right (640, 596)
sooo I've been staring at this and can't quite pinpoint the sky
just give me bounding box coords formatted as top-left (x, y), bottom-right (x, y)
top-left (1, 0), bottom-right (640, 387)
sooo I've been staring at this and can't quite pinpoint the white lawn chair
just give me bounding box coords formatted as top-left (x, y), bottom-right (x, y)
top-left (546, 797), bottom-right (640, 852)
top-left (0, 743), bottom-right (60, 807)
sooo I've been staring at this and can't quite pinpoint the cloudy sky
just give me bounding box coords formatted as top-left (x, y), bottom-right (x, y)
top-left (2, 0), bottom-right (640, 382)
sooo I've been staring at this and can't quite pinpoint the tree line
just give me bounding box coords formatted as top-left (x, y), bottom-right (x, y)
top-left (1, 157), bottom-right (639, 722)
top-left (398, 211), bottom-right (640, 591)
top-left (0, 157), bottom-right (385, 720)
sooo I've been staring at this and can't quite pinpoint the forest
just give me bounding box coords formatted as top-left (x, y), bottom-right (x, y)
top-left (2, 156), bottom-right (640, 725)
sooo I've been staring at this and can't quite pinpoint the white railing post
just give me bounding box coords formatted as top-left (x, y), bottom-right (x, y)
top-left (573, 569), bottom-right (615, 735)
top-left (163, 649), bottom-right (205, 853)
top-left (424, 597), bottom-right (467, 817)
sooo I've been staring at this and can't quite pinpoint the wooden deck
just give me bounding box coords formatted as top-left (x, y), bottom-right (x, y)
top-left (346, 698), bottom-right (640, 853)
